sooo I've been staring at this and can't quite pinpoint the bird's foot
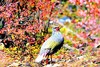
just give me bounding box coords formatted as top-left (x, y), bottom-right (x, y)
top-left (46, 59), bottom-right (49, 64)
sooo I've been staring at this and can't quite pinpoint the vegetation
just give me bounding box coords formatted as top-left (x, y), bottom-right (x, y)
top-left (0, 0), bottom-right (100, 67)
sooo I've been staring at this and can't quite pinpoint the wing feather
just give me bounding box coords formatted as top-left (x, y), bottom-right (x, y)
top-left (40, 32), bottom-right (63, 54)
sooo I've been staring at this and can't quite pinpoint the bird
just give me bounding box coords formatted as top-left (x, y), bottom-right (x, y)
top-left (35, 26), bottom-right (64, 64)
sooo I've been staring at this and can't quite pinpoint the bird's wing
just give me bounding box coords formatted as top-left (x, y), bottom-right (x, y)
top-left (40, 32), bottom-right (64, 54)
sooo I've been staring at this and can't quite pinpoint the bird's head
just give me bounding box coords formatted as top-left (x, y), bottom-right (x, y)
top-left (53, 26), bottom-right (60, 32)
top-left (52, 26), bottom-right (60, 35)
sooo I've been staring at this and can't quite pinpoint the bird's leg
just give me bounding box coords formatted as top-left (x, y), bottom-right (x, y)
top-left (46, 55), bottom-right (49, 64)
top-left (50, 54), bottom-right (52, 64)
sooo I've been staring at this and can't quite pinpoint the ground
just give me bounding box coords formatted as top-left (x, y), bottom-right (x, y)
top-left (0, 45), bottom-right (100, 67)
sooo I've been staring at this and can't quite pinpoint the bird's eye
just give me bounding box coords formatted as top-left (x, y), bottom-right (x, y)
top-left (55, 27), bottom-right (59, 31)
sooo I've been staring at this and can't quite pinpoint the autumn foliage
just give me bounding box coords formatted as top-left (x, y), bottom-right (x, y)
top-left (0, 0), bottom-right (100, 67)
top-left (0, 0), bottom-right (59, 47)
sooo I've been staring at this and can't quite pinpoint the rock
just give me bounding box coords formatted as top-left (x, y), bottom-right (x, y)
top-left (53, 63), bottom-right (62, 67)
top-left (44, 63), bottom-right (62, 67)
top-left (7, 62), bottom-right (19, 67)
top-left (76, 55), bottom-right (85, 60)
top-left (45, 64), bottom-right (53, 67)
top-left (7, 60), bottom-right (21, 67)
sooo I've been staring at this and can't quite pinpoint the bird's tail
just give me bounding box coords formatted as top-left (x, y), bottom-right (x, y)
top-left (35, 49), bottom-right (50, 63)
top-left (35, 54), bottom-right (44, 63)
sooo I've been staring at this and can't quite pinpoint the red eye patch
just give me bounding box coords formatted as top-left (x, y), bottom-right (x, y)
top-left (55, 27), bottom-right (59, 31)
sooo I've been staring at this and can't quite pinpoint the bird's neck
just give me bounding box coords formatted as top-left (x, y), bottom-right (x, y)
top-left (52, 31), bottom-right (61, 35)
